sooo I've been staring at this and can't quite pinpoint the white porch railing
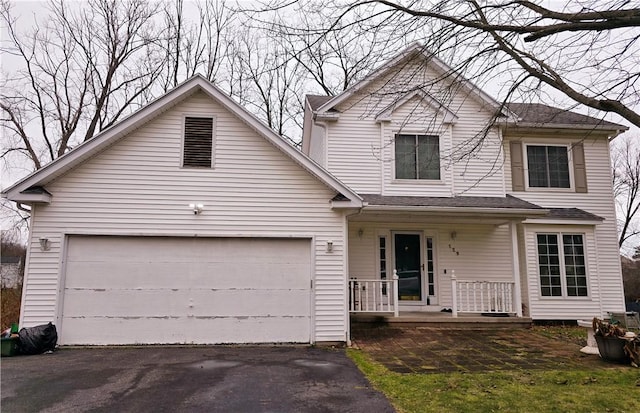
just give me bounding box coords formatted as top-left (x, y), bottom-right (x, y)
top-left (349, 272), bottom-right (399, 316)
top-left (451, 270), bottom-right (516, 317)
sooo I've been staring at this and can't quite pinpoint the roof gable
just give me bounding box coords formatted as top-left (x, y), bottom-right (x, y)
top-left (2, 75), bottom-right (362, 207)
top-left (316, 43), bottom-right (512, 120)
top-left (375, 89), bottom-right (458, 124)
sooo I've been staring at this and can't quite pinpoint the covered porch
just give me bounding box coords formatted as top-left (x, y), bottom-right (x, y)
top-left (347, 194), bottom-right (547, 321)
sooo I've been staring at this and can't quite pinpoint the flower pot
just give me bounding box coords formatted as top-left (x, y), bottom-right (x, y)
top-left (595, 335), bottom-right (629, 363)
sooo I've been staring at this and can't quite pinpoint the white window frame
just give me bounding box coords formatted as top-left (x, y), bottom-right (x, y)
top-left (392, 133), bottom-right (443, 182)
top-left (535, 232), bottom-right (590, 299)
top-left (181, 114), bottom-right (216, 169)
top-left (523, 143), bottom-right (574, 191)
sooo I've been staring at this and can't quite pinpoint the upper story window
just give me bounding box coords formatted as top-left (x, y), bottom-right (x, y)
top-left (526, 145), bottom-right (570, 188)
top-left (395, 134), bottom-right (440, 180)
top-left (183, 116), bottom-right (214, 168)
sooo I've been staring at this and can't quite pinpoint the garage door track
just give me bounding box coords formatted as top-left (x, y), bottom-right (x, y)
top-left (1, 346), bottom-right (394, 413)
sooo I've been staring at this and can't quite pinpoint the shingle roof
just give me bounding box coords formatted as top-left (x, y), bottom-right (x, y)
top-left (547, 208), bottom-right (604, 221)
top-left (308, 94), bottom-right (627, 130)
top-left (507, 103), bottom-right (626, 129)
top-left (361, 194), bottom-right (543, 210)
top-left (306, 95), bottom-right (333, 111)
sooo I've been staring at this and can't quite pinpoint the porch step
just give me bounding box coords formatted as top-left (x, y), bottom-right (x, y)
top-left (351, 313), bottom-right (533, 329)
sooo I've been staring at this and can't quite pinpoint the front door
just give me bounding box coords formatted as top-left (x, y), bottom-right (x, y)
top-left (394, 233), bottom-right (422, 301)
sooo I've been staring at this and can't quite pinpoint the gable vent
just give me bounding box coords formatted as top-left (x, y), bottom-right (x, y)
top-left (183, 116), bottom-right (213, 167)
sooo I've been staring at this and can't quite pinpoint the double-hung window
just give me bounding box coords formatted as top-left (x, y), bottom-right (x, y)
top-left (527, 145), bottom-right (570, 188)
top-left (537, 233), bottom-right (587, 297)
top-left (395, 134), bottom-right (440, 180)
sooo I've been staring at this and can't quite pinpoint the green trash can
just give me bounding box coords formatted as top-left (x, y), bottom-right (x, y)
top-left (1, 337), bottom-right (19, 357)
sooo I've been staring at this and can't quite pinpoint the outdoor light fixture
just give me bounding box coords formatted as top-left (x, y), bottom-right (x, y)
top-left (326, 240), bottom-right (334, 252)
top-left (189, 203), bottom-right (204, 215)
top-left (39, 238), bottom-right (50, 251)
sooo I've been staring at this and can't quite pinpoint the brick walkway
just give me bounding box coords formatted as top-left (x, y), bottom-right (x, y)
top-left (351, 326), bottom-right (617, 374)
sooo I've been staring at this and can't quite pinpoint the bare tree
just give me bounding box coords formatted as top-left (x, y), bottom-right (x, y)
top-left (260, 0), bottom-right (640, 128)
top-left (225, 26), bottom-right (306, 143)
top-left (158, 0), bottom-right (235, 92)
top-left (613, 135), bottom-right (640, 250)
top-left (1, 0), bottom-right (166, 171)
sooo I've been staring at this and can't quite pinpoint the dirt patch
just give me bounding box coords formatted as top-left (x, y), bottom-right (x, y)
top-left (351, 325), bottom-right (620, 374)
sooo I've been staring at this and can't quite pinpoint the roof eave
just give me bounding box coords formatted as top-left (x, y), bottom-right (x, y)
top-left (362, 204), bottom-right (548, 217)
top-left (522, 218), bottom-right (603, 225)
top-left (2, 190), bottom-right (52, 204)
top-left (507, 122), bottom-right (628, 133)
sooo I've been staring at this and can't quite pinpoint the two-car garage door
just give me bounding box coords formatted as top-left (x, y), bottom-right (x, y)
top-left (60, 236), bottom-right (311, 345)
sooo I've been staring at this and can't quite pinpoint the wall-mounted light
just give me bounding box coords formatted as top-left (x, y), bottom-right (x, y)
top-left (39, 238), bottom-right (50, 251)
top-left (326, 240), bottom-right (333, 253)
top-left (189, 203), bottom-right (204, 215)
top-left (357, 228), bottom-right (364, 238)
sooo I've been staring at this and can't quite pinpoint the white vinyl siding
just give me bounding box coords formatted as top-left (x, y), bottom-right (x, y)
top-left (523, 224), bottom-right (601, 319)
top-left (325, 60), bottom-right (505, 197)
top-left (20, 91), bottom-right (347, 343)
top-left (505, 136), bottom-right (625, 318)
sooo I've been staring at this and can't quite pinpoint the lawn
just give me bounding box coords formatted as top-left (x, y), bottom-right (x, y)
top-left (348, 327), bottom-right (640, 413)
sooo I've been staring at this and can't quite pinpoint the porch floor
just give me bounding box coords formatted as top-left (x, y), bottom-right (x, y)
top-left (351, 311), bottom-right (532, 329)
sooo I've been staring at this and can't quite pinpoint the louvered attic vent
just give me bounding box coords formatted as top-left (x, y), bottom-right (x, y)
top-left (183, 116), bottom-right (213, 167)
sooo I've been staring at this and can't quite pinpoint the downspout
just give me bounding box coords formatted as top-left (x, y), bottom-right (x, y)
top-left (313, 119), bottom-right (330, 168)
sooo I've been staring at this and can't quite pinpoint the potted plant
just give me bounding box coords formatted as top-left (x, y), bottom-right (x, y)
top-left (592, 318), bottom-right (639, 367)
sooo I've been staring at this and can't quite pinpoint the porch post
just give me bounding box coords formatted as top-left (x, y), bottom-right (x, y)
top-left (510, 221), bottom-right (523, 317)
top-left (451, 270), bottom-right (458, 317)
top-left (392, 270), bottom-right (399, 317)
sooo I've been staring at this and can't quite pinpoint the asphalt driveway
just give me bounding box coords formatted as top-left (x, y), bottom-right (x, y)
top-left (1, 346), bottom-right (394, 413)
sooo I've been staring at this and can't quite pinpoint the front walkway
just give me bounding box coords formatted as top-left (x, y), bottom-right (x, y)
top-left (351, 326), bottom-right (618, 374)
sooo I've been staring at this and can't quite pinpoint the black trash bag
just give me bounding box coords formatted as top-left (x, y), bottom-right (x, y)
top-left (17, 322), bottom-right (58, 355)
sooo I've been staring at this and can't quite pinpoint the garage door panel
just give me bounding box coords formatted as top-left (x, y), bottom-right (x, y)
top-left (61, 315), bottom-right (311, 345)
top-left (64, 262), bottom-right (310, 290)
top-left (63, 289), bottom-right (309, 318)
top-left (61, 236), bottom-right (312, 344)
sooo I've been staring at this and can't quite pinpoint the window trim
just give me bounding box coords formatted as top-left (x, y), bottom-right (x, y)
top-left (523, 143), bottom-right (574, 191)
top-left (535, 232), bottom-right (590, 299)
top-left (181, 114), bottom-right (216, 169)
top-left (392, 133), bottom-right (442, 181)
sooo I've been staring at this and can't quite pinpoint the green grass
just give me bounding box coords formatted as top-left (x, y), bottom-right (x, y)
top-left (348, 349), bottom-right (640, 413)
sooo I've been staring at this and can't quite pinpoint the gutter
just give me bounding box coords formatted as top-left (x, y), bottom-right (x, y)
top-left (362, 204), bottom-right (549, 217)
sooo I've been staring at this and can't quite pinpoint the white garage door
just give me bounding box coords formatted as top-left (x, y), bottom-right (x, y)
top-left (60, 236), bottom-right (311, 345)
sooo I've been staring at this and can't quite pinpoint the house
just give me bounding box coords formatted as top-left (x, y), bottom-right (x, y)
top-left (302, 44), bottom-right (627, 324)
top-left (2, 44), bottom-right (628, 345)
top-left (1, 256), bottom-right (23, 289)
